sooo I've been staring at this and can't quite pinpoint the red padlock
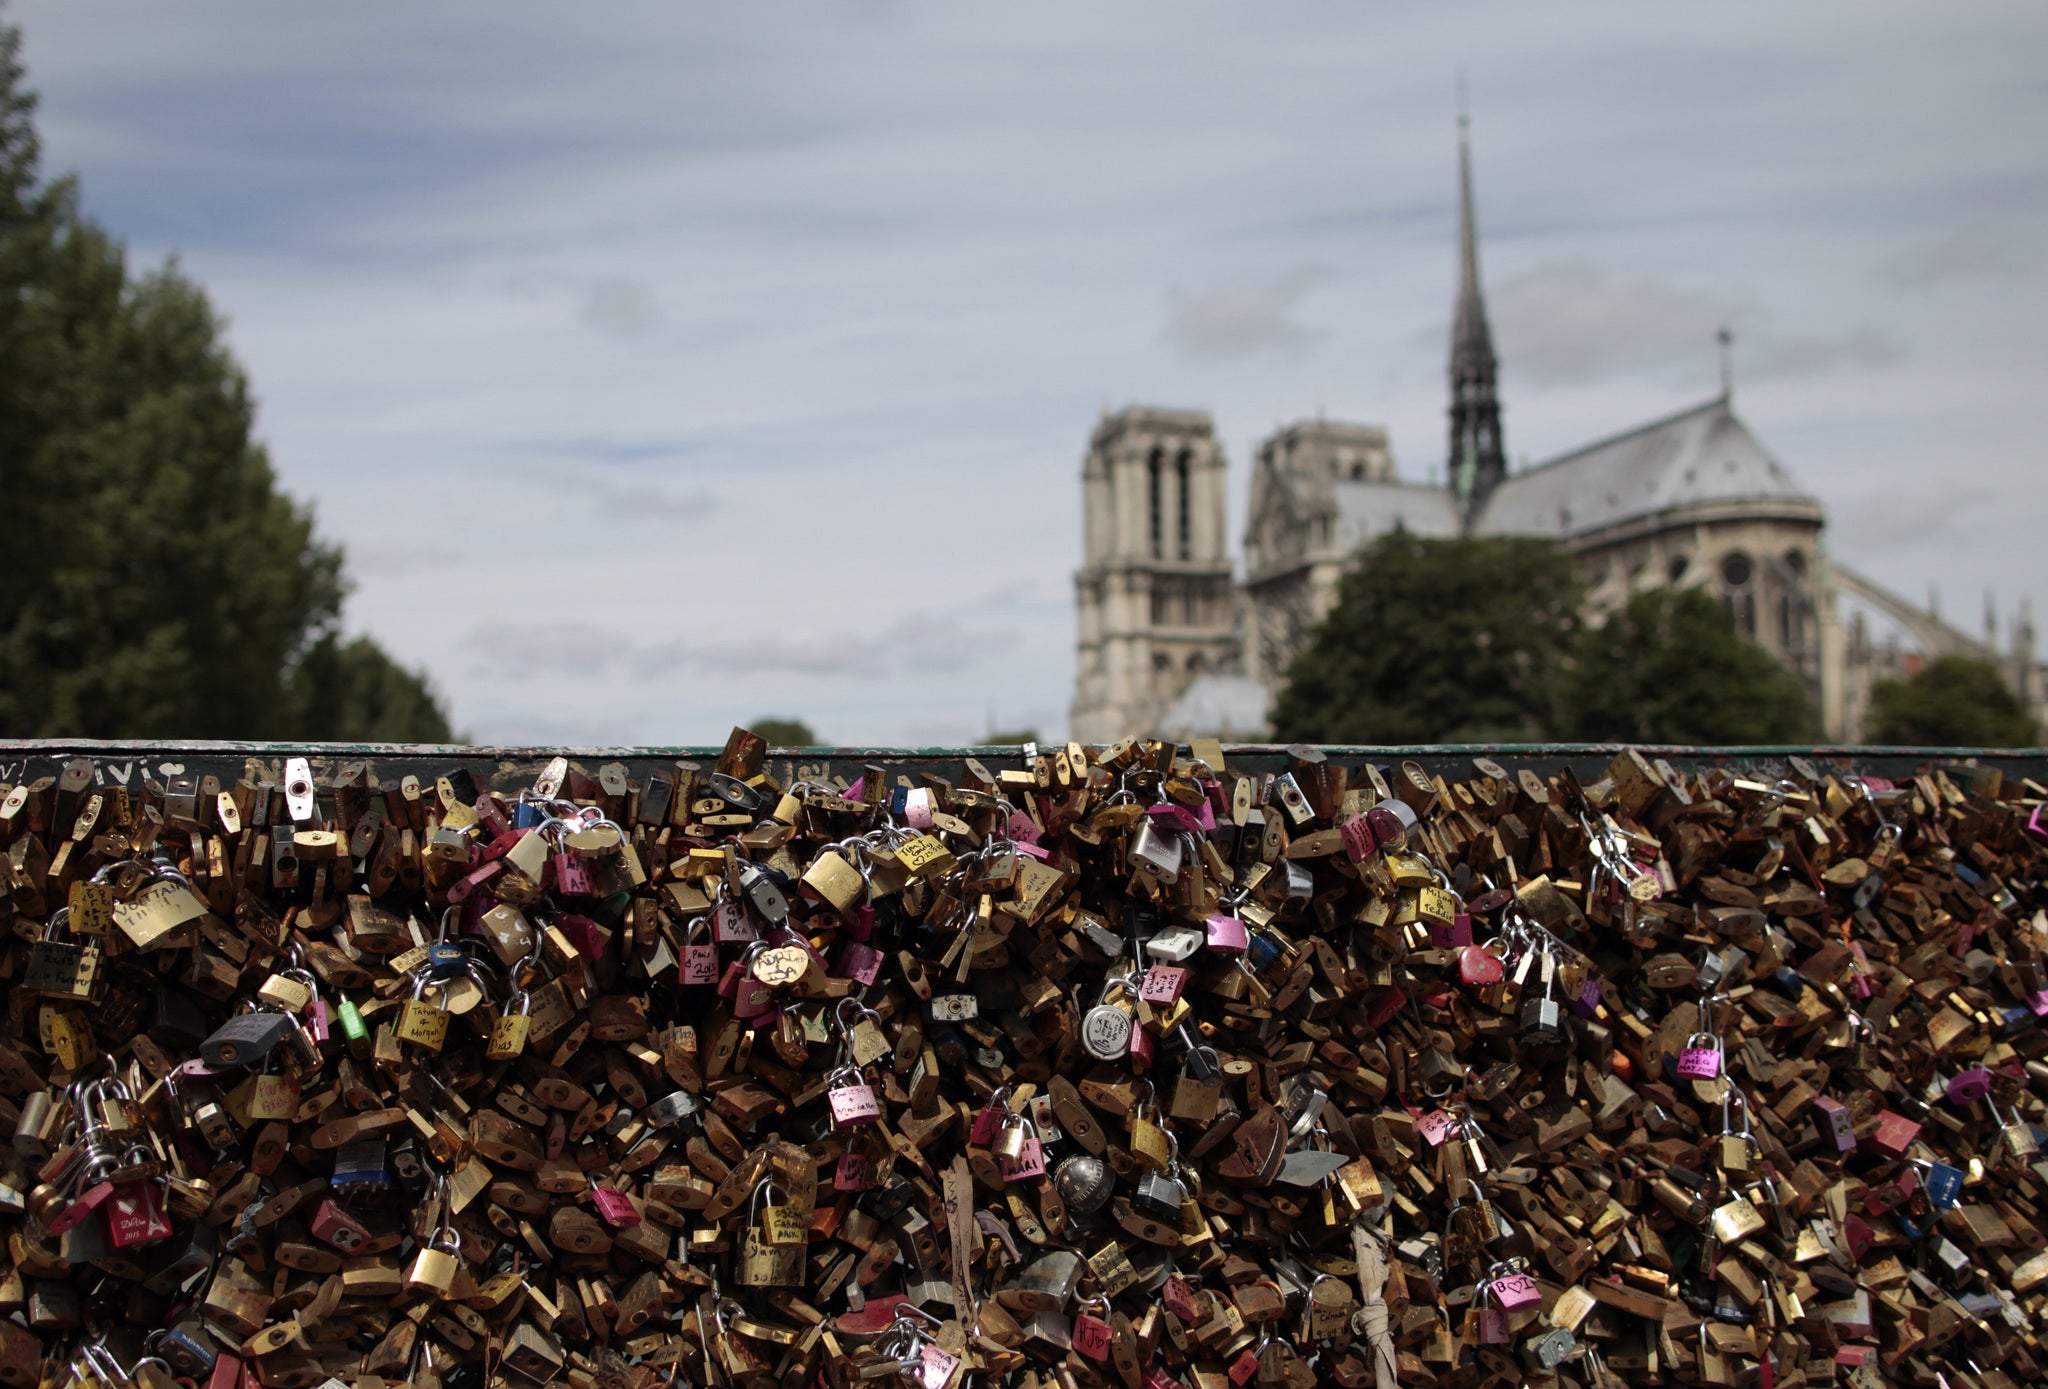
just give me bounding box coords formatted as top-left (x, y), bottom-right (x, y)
top-left (1871, 1110), bottom-right (1920, 1157)
top-left (104, 1180), bottom-right (173, 1249)
top-left (310, 1197), bottom-right (370, 1252)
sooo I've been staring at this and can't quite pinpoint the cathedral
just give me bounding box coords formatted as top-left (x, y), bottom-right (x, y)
top-left (1070, 121), bottom-right (2043, 745)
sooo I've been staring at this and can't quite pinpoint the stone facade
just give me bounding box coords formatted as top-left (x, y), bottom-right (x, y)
top-left (1069, 122), bottom-right (2044, 745)
top-left (1069, 408), bottom-right (1240, 745)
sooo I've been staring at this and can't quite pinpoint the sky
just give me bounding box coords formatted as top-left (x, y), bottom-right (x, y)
top-left (16, 2), bottom-right (2048, 746)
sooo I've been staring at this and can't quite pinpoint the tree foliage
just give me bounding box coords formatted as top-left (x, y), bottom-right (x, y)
top-left (1270, 532), bottom-right (1584, 744)
top-left (0, 16), bottom-right (451, 740)
top-left (1865, 656), bottom-right (2037, 748)
top-left (1271, 532), bottom-right (1823, 746)
top-left (1557, 588), bottom-right (1815, 744)
top-left (750, 718), bottom-right (818, 747)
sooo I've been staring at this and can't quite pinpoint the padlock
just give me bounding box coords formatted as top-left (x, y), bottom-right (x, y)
top-left (1718, 1091), bottom-right (1758, 1175)
top-left (999, 1115), bottom-right (1045, 1182)
top-left (406, 1224), bottom-right (463, 1297)
top-left (827, 1067), bottom-right (881, 1127)
top-left (25, 905), bottom-right (101, 1001)
top-left (1072, 1295), bottom-right (1115, 1361)
top-left (1129, 820), bottom-right (1182, 883)
top-left (1676, 1032), bottom-right (1723, 1080)
top-left (1132, 1163), bottom-right (1187, 1221)
top-left (488, 987), bottom-right (531, 1060)
top-left (1081, 975), bottom-right (1136, 1061)
top-left (1518, 951), bottom-right (1562, 1040)
top-left (1195, 909), bottom-right (1247, 957)
top-left (395, 973), bottom-right (452, 1052)
top-left (679, 914), bottom-right (719, 985)
top-left (200, 1009), bottom-right (294, 1068)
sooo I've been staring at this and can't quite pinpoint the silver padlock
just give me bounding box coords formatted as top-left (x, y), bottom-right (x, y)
top-left (1128, 820), bottom-right (1182, 884)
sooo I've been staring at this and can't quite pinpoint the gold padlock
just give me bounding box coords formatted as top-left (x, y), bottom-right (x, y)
top-left (488, 989), bottom-right (532, 1061)
top-left (396, 974), bottom-right (451, 1053)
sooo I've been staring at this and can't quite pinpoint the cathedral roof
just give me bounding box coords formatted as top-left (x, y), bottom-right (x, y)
top-left (1472, 395), bottom-right (1823, 540)
top-left (1331, 477), bottom-right (1462, 547)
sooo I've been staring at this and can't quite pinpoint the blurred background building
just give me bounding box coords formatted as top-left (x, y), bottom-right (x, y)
top-left (1071, 121), bottom-right (2044, 745)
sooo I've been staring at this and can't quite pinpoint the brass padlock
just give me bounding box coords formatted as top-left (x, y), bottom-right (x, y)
top-left (396, 973), bottom-right (452, 1053)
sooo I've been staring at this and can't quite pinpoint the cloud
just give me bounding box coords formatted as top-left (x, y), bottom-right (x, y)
top-left (1489, 263), bottom-right (1902, 388)
top-left (1163, 264), bottom-right (1334, 362)
top-left (635, 614), bottom-right (1018, 681)
top-left (1877, 226), bottom-right (2037, 290)
top-left (465, 622), bottom-right (623, 677)
top-left (578, 277), bottom-right (662, 340)
top-left (495, 461), bottom-right (718, 524)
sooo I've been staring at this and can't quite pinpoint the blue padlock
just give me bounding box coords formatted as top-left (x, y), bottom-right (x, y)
top-left (1924, 1161), bottom-right (1963, 1211)
top-left (1245, 931), bottom-right (1284, 973)
top-left (1767, 967), bottom-right (1804, 999)
top-left (513, 800), bottom-right (546, 830)
top-left (425, 943), bottom-right (467, 979)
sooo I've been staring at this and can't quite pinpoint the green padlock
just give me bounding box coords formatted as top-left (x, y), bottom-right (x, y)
top-left (336, 997), bottom-right (369, 1057)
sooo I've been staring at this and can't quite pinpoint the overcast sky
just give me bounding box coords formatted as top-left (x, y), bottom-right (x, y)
top-left (17, 2), bottom-right (2047, 746)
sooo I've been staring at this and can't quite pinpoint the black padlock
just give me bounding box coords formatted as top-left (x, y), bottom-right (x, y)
top-left (1132, 1168), bottom-right (1187, 1221)
top-left (200, 1011), bottom-right (294, 1068)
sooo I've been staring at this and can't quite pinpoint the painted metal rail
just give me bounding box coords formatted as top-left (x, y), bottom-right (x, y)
top-left (0, 740), bottom-right (2041, 798)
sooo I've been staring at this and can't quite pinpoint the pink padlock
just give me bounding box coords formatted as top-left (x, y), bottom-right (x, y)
top-left (834, 1148), bottom-right (873, 1191)
top-left (1416, 1110), bottom-right (1459, 1147)
top-left (550, 850), bottom-right (592, 897)
top-left (1205, 914), bottom-right (1248, 954)
top-left (713, 900), bottom-right (757, 944)
top-left (1491, 1272), bottom-right (1541, 1309)
top-left (1072, 1308), bottom-right (1113, 1361)
top-left (999, 1135), bottom-right (1045, 1182)
top-left (840, 941), bottom-right (885, 987)
top-left (1340, 816), bottom-right (1377, 863)
top-left (904, 788), bottom-right (934, 830)
top-left (970, 1096), bottom-right (1008, 1147)
top-left (680, 917), bottom-right (719, 986)
top-left (591, 1186), bottom-right (642, 1228)
top-left (1140, 966), bottom-right (1186, 1005)
top-left (1677, 1035), bottom-right (1723, 1080)
top-left (828, 1073), bottom-right (881, 1127)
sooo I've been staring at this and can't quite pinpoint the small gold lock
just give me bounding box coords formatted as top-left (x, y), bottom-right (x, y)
top-left (396, 974), bottom-right (452, 1053)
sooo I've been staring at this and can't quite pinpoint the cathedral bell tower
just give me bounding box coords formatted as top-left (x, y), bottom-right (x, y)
top-left (1448, 112), bottom-right (1507, 528)
top-left (1070, 408), bottom-right (1239, 743)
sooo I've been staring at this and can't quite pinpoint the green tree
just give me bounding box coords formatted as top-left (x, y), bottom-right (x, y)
top-left (287, 635), bottom-right (456, 744)
top-left (750, 718), bottom-right (818, 747)
top-left (0, 15), bottom-right (451, 741)
top-left (1865, 656), bottom-right (2037, 747)
top-left (1270, 532), bottom-right (1584, 744)
top-left (1558, 589), bottom-right (1815, 744)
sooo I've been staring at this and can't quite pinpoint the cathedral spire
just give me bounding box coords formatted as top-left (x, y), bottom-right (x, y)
top-left (1448, 108), bottom-right (1507, 529)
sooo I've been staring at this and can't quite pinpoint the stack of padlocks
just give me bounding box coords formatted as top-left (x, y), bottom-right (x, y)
top-left (1, 732), bottom-right (2045, 1389)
